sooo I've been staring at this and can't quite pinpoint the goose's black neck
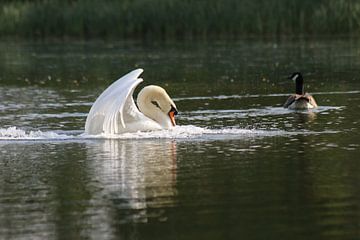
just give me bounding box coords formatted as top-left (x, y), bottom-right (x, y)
top-left (295, 74), bottom-right (304, 95)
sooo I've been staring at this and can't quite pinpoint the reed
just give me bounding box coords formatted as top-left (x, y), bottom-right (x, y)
top-left (0, 0), bottom-right (360, 39)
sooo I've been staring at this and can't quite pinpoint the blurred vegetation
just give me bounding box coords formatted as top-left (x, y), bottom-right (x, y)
top-left (0, 0), bottom-right (360, 39)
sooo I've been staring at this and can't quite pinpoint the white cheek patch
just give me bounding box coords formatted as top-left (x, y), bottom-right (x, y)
top-left (292, 75), bottom-right (298, 81)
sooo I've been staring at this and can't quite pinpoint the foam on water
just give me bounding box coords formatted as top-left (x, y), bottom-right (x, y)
top-left (82, 125), bottom-right (288, 140)
top-left (0, 127), bottom-right (74, 140)
top-left (0, 125), bottom-right (338, 141)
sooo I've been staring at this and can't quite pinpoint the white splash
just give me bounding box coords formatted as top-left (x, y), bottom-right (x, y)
top-left (0, 127), bottom-right (73, 140)
top-left (81, 125), bottom-right (279, 140)
top-left (0, 125), bottom-right (286, 141)
top-left (0, 125), bottom-right (338, 141)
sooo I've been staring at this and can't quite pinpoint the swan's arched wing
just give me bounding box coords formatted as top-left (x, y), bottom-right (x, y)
top-left (85, 69), bottom-right (144, 134)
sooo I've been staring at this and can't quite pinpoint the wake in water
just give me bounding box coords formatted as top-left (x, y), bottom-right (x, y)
top-left (0, 127), bottom-right (74, 140)
top-left (0, 125), bottom-right (338, 141)
top-left (0, 125), bottom-right (285, 141)
top-left (181, 106), bottom-right (343, 121)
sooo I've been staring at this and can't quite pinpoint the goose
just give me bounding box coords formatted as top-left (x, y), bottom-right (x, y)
top-left (85, 69), bottom-right (178, 135)
top-left (283, 72), bottom-right (318, 109)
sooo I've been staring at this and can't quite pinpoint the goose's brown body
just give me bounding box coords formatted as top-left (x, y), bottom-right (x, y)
top-left (284, 72), bottom-right (318, 110)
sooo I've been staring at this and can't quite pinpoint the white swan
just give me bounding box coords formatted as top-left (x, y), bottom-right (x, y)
top-left (85, 69), bottom-right (178, 135)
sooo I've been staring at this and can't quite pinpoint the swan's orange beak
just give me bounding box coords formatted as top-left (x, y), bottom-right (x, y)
top-left (168, 106), bottom-right (178, 127)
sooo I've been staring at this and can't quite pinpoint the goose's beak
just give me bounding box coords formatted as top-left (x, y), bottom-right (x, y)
top-left (168, 106), bottom-right (178, 127)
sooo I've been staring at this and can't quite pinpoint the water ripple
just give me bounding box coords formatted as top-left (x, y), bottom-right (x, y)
top-left (174, 90), bottom-right (360, 101)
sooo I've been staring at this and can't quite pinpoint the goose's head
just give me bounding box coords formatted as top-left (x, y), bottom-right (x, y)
top-left (137, 85), bottom-right (178, 129)
top-left (288, 72), bottom-right (302, 81)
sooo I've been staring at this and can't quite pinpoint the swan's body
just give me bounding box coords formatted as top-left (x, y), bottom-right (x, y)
top-left (284, 72), bottom-right (318, 110)
top-left (85, 69), bottom-right (177, 135)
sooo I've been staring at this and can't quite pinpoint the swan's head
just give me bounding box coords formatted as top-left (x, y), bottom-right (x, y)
top-left (137, 85), bottom-right (178, 129)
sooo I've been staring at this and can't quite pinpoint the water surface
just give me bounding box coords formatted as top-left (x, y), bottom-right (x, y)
top-left (0, 39), bottom-right (359, 240)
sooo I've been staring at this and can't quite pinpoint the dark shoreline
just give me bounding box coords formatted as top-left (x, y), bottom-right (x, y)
top-left (1, 0), bottom-right (359, 40)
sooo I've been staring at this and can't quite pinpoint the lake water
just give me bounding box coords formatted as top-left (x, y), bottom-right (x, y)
top-left (0, 38), bottom-right (359, 239)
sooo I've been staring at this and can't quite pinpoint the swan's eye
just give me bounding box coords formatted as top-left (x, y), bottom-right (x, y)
top-left (170, 105), bottom-right (178, 115)
top-left (151, 101), bottom-right (161, 109)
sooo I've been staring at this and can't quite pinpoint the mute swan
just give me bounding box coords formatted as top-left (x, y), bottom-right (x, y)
top-left (283, 72), bottom-right (318, 109)
top-left (85, 69), bottom-right (178, 135)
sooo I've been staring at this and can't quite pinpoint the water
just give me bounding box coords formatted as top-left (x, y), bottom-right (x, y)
top-left (0, 38), bottom-right (360, 239)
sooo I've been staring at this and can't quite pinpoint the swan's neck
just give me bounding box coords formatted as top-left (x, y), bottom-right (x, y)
top-left (139, 102), bottom-right (172, 128)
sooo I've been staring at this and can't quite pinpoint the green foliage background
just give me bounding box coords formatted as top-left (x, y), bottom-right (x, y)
top-left (0, 0), bottom-right (360, 39)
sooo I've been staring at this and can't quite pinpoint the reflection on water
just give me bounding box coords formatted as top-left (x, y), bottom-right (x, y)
top-left (0, 140), bottom-right (178, 239)
top-left (83, 139), bottom-right (177, 236)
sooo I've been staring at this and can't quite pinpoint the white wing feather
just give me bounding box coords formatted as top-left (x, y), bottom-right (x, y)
top-left (85, 68), bottom-right (149, 134)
